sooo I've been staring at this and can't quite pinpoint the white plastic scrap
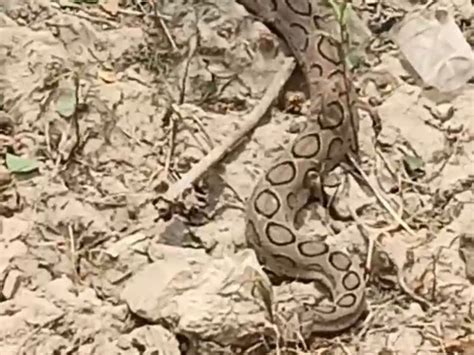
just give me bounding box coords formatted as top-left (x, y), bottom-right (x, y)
top-left (394, 7), bottom-right (474, 92)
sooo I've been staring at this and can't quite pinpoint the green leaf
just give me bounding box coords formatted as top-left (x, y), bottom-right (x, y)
top-left (403, 154), bottom-right (425, 178)
top-left (6, 153), bottom-right (39, 174)
top-left (56, 87), bottom-right (77, 118)
top-left (346, 51), bottom-right (363, 69)
top-left (328, 0), bottom-right (348, 25)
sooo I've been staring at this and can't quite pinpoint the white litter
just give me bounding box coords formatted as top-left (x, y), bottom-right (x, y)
top-left (394, 6), bottom-right (474, 92)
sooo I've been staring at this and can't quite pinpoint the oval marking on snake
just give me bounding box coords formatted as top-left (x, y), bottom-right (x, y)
top-left (297, 240), bottom-right (329, 257)
top-left (289, 23), bottom-right (310, 52)
top-left (291, 132), bottom-right (322, 158)
top-left (256, 253), bottom-right (267, 265)
top-left (319, 100), bottom-right (345, 130)
top-left (254, 189), bottom-right (281, 219)
top-left (245, 220), bottom-right (262, 247)
top-left (342, 271), bottom-right (361, 291)
top-left (328, 68), bottom-right (344, 80)
top-left (337, 293), bottom-right (357, 308)
top-left (312, 14), bottom-right (323, 28)
top-left (350, 134), bottom-right (358, 153)
top-left (329, 251), bottom-right (352, 271)
top-left (265, 221), bottom-right (296, 246)
top-left (286, 192), bottom-right (297, 210)
top-left (284, 0), bottom-right (312, 16)
top-left (317, 35), bottom-right (341, 66)
top-left (306, 263), bottom-right (337, 287)
top-left (309, 63), bottom-right (323, 78)
top-left (270, 0), bottom-right (278, 11)
top-left (266, 160), bottom-right (296, 185)
top-left (338, 84), bottom-right (349, 97)
top-left (326, 136), bottom-right (345, 162)
top-left (306, 262), bottom-right (326, 274)
top-left (315, 304), bottom-right (337, 314)
top-left (272, 253), bottom-right (297, 269)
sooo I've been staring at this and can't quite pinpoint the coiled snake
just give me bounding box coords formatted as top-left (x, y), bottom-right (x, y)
top-left (238, 0), bottom-right (367, 334)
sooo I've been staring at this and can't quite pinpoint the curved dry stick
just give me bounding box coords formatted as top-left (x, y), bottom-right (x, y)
top-left (163, 58), bottom-right (296, 202)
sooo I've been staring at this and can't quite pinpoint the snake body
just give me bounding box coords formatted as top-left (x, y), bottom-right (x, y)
top-left (238, 0), bottom-right (367, 333)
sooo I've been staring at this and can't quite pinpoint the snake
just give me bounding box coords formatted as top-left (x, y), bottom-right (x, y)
top-left (237, 0), bottom-right (367, 334)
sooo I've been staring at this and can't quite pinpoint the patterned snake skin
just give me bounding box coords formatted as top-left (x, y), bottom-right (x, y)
top-left (237, 0), bottom-right (367, 333)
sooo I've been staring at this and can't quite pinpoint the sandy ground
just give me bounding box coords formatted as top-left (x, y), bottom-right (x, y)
top-left (0, 0), bottom-right (473, 354)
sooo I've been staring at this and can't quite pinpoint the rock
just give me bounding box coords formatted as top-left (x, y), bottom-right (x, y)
top-left (432, 103), bottom-right (454, 122)
top-left (0, 217), bottom-right (30, 242)
top-left (443, 121), bottom-right (463, 134)
top-left (121, 245), bottom-right (211, 322)
top-left (377, 125), bottom-right (399, 147)
top-left (121, 247), bottom-right (275, 350)
top-left (30, 267), bottom-right (53, 289)
top-left (105, 232), bottom-right (148, 258)
top-left (2, 269), bottom-right (22, 299)
top-left (0, 289), bottom-right (62, 341)
top-left (117, 325), bottom-right (180, 355)
top-left (364, 80), bottom-right (380, 98)
top-left (0, 240), bottom-right (28, 291)
top-left (5, 240), bottom-right (28, 258)
top-left (43, 276), bottom-right (76, 304)
top-left (77, 288), bottom-right (102, 309)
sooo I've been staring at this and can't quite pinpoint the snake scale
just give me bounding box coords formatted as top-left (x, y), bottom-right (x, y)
top-left (237, 0), bottom-right (367, 333)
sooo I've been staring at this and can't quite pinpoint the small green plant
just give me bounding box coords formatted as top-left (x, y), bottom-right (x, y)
top-left (328, 0), bottom-right (349, 27)
top-left (328, 0), bottom-right (364, 69)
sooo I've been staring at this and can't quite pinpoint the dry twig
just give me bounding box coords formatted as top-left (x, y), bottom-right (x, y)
top-left (16, 312), bottom-right (66, 355)
top-left (348, 153), bottom-right (416, 237)
top-left (163, 58), bottom-right (296, 202)
top-left (150, 0), bottom-right (178, 52)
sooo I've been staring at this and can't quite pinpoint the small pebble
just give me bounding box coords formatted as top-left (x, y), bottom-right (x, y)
top-left (287, 117), bottom-right (307, 134)
top-left (432, 103), bottom-right (454, 122)
top-left (2, 269), bottom-right (22, 299)
top-left (364, 81), bottom-right (379, 98)
top-left (377, 126), bottom-right (398, 147)
top-left (406, 302), bottom-right (424, 317)
top-left (443, 121), bottom-right (463, 134)
top-left (6, 240), bottom-right (28, 259)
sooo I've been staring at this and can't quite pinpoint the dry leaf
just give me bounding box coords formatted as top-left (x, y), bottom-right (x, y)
top-left (100, 0), bottom-right (119, 16)
top-left (98, 68), bottom-right (117, 83)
